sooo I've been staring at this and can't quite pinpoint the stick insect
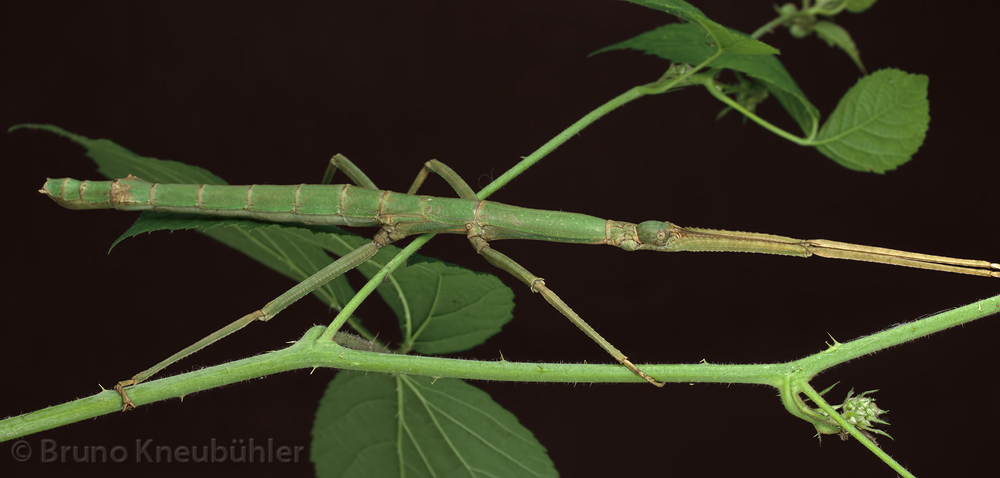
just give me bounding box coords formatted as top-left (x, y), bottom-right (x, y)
top-left (40, 154), bottom-right (999, 410)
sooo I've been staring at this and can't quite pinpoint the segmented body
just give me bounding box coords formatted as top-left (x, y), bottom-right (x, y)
top-left (40, 176), bottom-right (816, 256)
top-left (41, 175), bottom-right (1000, 277)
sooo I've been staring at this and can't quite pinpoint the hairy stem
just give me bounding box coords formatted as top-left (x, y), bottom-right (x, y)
top-left (478, 49), bottom-right (714, 199)
top-left (5, 294), bottom-right (996, 441)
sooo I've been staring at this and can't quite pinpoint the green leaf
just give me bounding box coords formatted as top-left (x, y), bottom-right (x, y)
top-left (621, 0), bottom-right (779, 55)
top-left (311, 372), bottom-right (557, 478)
top-left (815, 69), bottom-right (929, 173)
top-left (813, 20), bottom-right (865, 73)
top-left (26, 125), bottom-right (515, 350)
top-left (845, 0), bottom-right (877, 14)
top-left (381, 261), bottom-right (514, 355)
top-left (10, 123), bottom-right (224, 184)
top-left (594, 23), bottom-right (818, 135)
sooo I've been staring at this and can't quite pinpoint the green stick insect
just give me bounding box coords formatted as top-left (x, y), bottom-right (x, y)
top-left (40, 154), bottom-right (1000, 410)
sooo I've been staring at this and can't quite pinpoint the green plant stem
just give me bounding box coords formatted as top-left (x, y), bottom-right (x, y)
top-left (0, 327), bottom-right (775, 442)
top-left (791, 295), bottom-right (999, 373)
top-left (800, 383), bottom-right (915, 478)
top-left (478, 50), bottom-right (714, 200)
top-left (5, 294), bottom-right (996, 442)
top-left (476, 86), bottom-right (641, 199)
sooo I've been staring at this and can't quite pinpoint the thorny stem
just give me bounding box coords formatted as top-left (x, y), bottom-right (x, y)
top-left (5, 294), bottom-right (996, 442)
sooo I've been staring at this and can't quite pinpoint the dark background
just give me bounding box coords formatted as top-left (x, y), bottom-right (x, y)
top-left (4, 1), bottom-right (997, 476)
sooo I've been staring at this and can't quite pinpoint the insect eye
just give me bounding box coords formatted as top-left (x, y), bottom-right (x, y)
top-left (636, 221), bottom-right (672, 246)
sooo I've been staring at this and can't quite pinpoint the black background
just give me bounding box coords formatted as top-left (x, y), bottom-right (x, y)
top-left (4, 1), bottom-right (998, 476)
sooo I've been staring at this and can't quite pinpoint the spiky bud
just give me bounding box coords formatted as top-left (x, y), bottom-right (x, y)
top-left (835, 389), bottom-right (892, 441)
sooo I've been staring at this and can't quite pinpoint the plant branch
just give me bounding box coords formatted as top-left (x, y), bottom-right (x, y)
top-left (791, 294), bottom-right (998, 374)
top-left (6, 294), bottom-right (996, 442)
